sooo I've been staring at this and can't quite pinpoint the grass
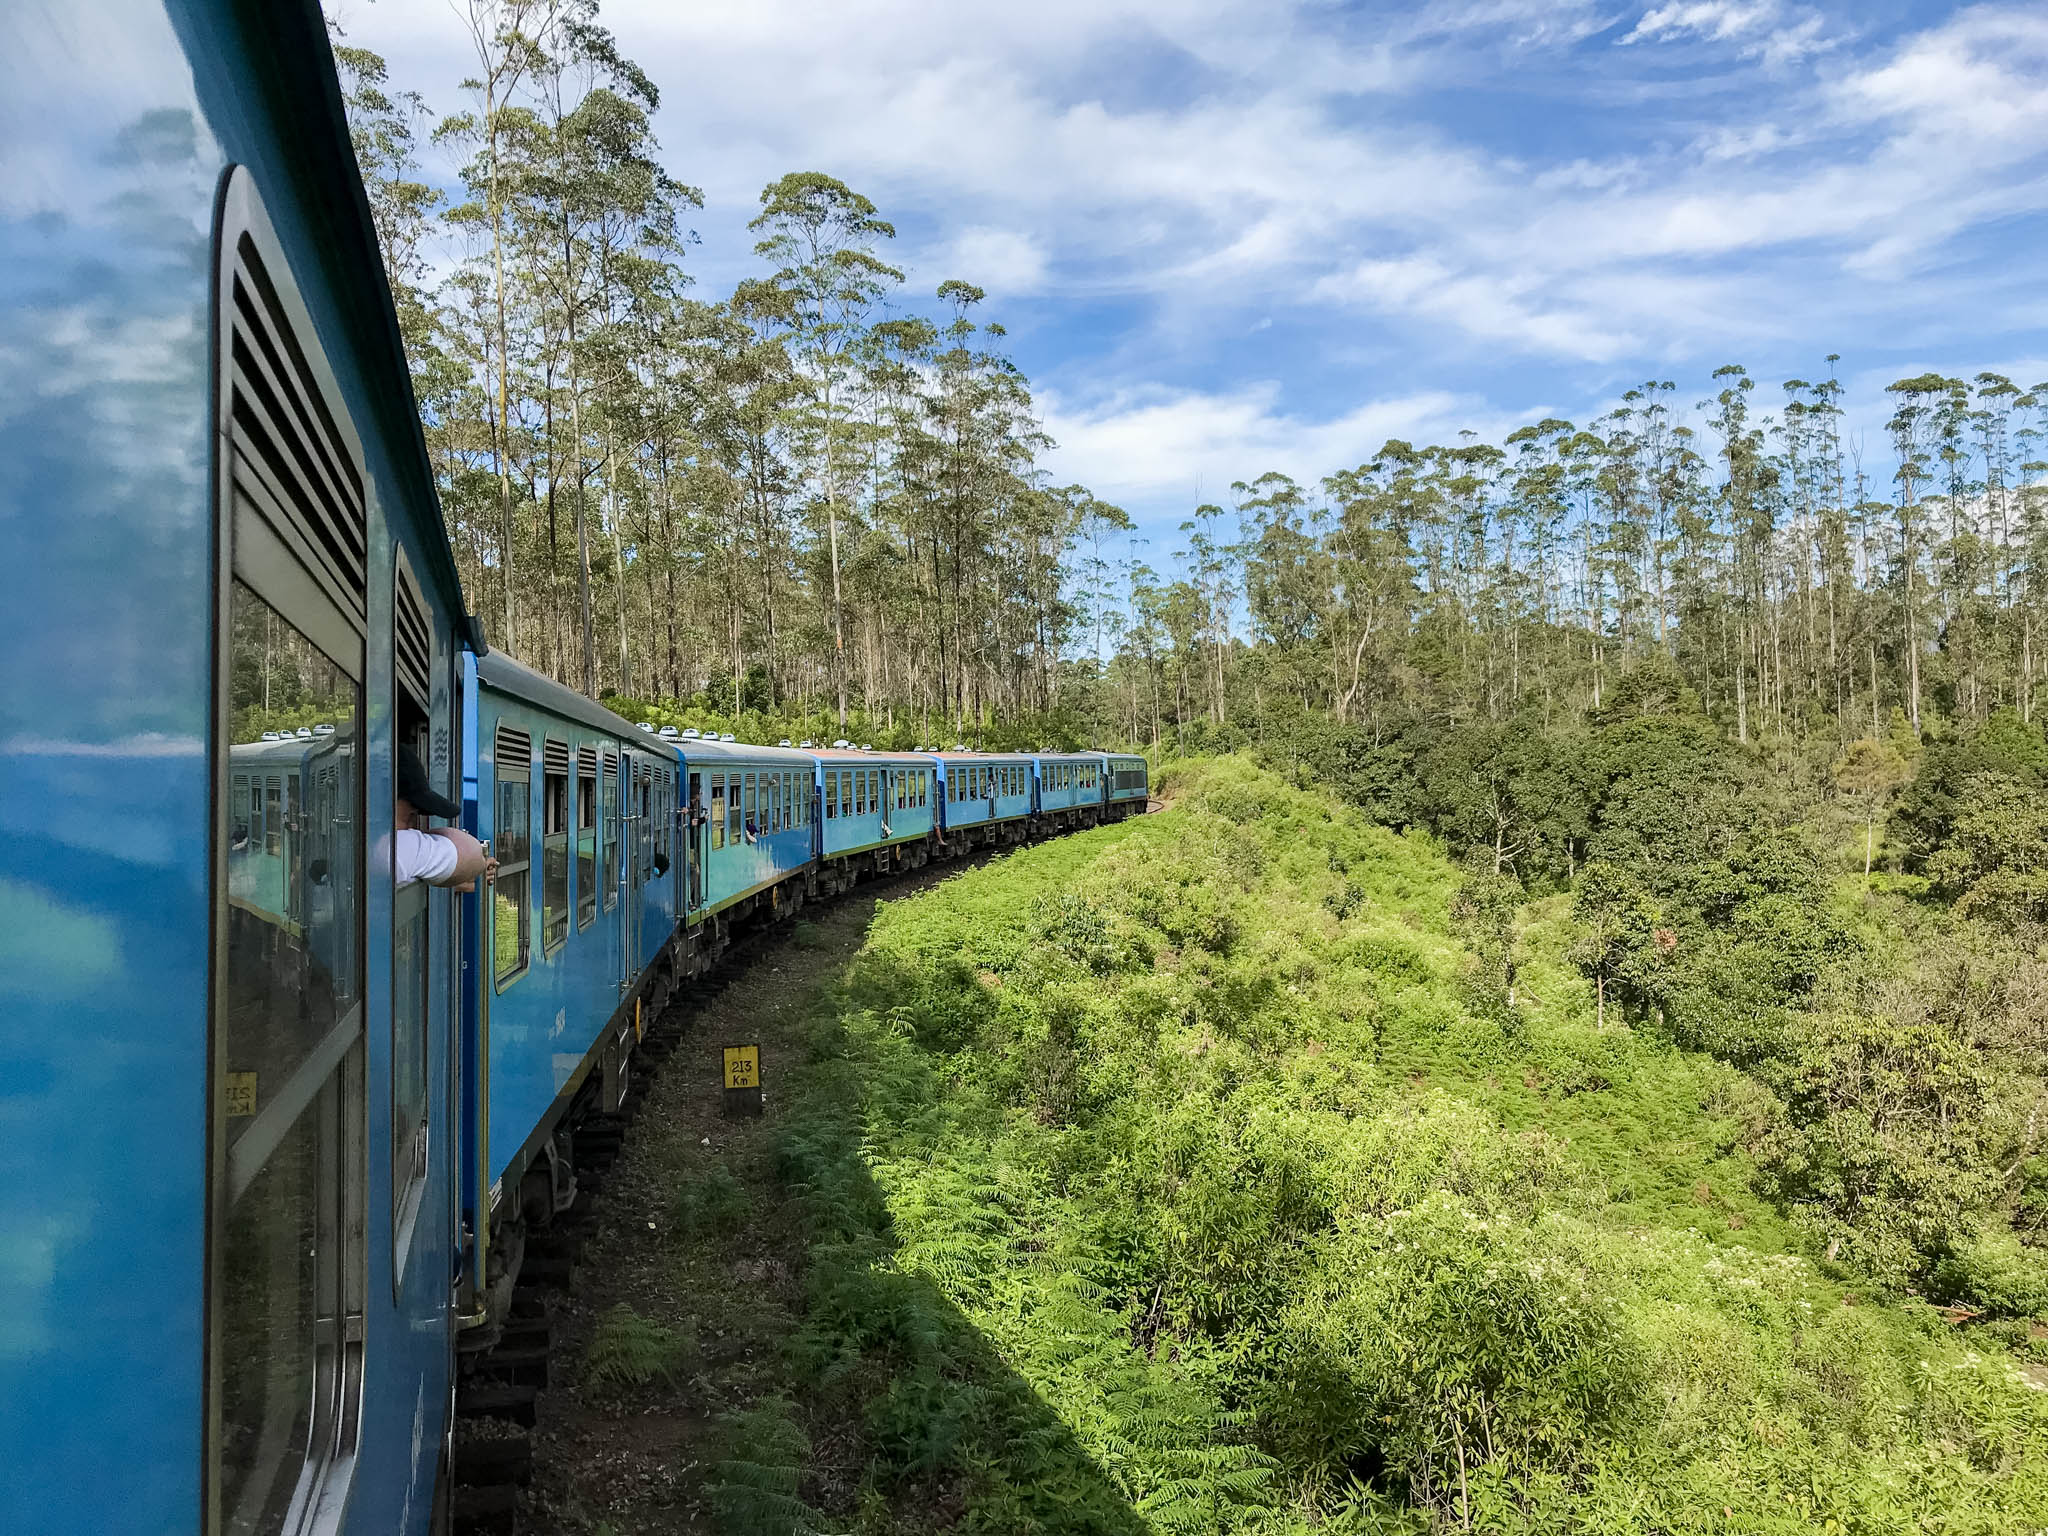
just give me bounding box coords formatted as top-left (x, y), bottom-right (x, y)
top-left (712, 755), bottom-right (2048, 1532)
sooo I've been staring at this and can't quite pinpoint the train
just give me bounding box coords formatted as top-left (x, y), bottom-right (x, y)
top-left (0, 4), bottom-right (1148, 1533)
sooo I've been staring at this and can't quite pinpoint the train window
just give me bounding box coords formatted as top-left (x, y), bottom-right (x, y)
top-left (820, 772), bottom-right (833, 821)
top-left (262, 776), bottom-right (282, 856)
top-left (772, 772), bottom-right (784, 833)
top-left (218, 577), bottom-right (365, 1534)
top-left (390, 553), bottom-right (438, 1273)
top-left (719, 773), bottom-right (734, 847)
top-left (576, 748), bottom-right (598, 931)
top-left (493, 729), bottom-right (532, 990)
top-left (602, 755), bottom-right (620, 911)
top-left (542, 740), bottom-right (569, 953)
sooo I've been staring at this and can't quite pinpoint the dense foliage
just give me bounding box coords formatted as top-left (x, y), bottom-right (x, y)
top-left (762, 760), bottom-right (2048, 1532)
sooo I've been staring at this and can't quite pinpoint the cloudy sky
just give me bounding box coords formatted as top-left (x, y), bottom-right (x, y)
top-left (331, 0), bottom-right (2048, 545)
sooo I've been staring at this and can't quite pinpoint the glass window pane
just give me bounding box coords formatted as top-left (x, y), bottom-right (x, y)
top-left (494, 870), bottom-right (528, 986)
top-left (544, 838), bottom-right (568, 950)
top-left (219, 1094), bottom-right (321, 1532)
top-left (219, 577), bottom-right (362, 1534)
top-left (393, 904), bottom-right (427, 1213)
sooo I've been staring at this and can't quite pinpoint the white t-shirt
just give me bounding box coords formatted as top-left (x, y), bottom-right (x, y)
top-left (394, 827), bottom-right (460, 888)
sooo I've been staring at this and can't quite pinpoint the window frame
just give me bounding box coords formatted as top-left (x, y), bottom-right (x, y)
top-left (208, 168), bottom-right (374, 1536)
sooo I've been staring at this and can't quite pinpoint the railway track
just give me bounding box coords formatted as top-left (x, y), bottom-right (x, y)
top-left (448, 858), bottom-right (977, 1533)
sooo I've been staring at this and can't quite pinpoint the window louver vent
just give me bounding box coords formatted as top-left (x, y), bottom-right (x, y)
top-left (495, 726), bottom-right (531, 771)
top-left (394, 562), bottom-right (431, 710)
top-left (543, 739), bottom-right (571, 777)
top-left (228, 230), bottom-right (366, 636)
top-left (577, 746), bottom-right (598, 776)
top-left (602, 752), bottom-right (618, 779)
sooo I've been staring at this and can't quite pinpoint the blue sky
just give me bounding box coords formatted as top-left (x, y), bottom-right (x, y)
top-left (334, 0), bottom-right (2048, 548)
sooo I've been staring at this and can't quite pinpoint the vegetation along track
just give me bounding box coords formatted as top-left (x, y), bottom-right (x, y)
top-left (448, 859), bottom-right (976, 1534)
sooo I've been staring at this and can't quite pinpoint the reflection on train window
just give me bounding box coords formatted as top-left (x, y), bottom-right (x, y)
top-left (711, 773), bottom-right (726, 849)
top-left (494, 765), bottom-right (531, 988)
top-left (219, 577), bottom-right (364, 1535)
top-left (542, 742), bottom-right (568, 953)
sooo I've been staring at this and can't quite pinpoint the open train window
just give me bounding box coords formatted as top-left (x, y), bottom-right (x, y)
top-left (654, 766), bottom-right (671, 869)
top-left (602, 755), bottom-right (620, 911)
top-left (576, 747), bottom-right (598, 931)
top-left (493, 727), bottom-right (532, 989)
top-left (390, 552), bottom-right (434, 1272)
top-left (211, 169), bottom-right (367, 1536)
top-left (542, 739), bottom-right (569, 953)
top-left (710, 773), bottom-right (726, 849)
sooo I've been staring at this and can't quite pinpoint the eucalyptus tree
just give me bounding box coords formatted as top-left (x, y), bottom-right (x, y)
top-left (749, 173), bottom-right (903, 726)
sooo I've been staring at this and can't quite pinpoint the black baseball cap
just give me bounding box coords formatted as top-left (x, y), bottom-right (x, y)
top-left (398, 745), bottom-right (461, 821)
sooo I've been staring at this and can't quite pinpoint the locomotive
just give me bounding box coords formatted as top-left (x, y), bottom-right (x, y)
top-left (0, 4), bottom-right (1146, 1532)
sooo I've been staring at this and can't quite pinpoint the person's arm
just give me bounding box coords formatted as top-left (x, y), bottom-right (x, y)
top-left (426, 826), bottom-right (491, 891)
top-left (396, 826), bottom-right (491, 891)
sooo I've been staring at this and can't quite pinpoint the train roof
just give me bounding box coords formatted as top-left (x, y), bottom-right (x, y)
top-left (923, 750), bottom-right (1033, 763)
top-left (674, 738), bottom-right (817, 767)
top-left (475, 650), bottom-right (648, 742)
top-left (227, 728), bottom-right (350, 763)
top-left (809, 747), bottom-right (928, 764)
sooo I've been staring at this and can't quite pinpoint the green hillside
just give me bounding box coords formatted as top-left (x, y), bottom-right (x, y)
top-left (762, 757), bottom-right (2048, 1533)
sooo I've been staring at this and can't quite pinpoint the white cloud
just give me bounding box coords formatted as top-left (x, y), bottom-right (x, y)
top-left (939, 228), bottom-right (1048, 295)
top-left (1313, 257), bottom-right (1635, 363)
top-left (1621, 0), bottom-right (1834, 66)
top-left (1039, 382), bottom-right (1495, 513)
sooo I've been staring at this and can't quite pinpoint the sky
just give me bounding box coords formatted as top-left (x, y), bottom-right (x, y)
top-left (329, 0), bottom-right (2048, 549)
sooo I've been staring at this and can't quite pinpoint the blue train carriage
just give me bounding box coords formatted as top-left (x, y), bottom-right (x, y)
top-left (466, 652), bottom-right (686, 1326)
top-left (811, 746), bottom-right (937, 893)
top-left (1032, 752), bottom-right (1107, 828)
top-left (671, 736), bottom-right (818, 953)
top-left (927, 750), bottom-right (1036, 851)
top-left (0, 1), bottom-right (485, 1526)
top-left (1100, 751), bottom-right (1151, 820)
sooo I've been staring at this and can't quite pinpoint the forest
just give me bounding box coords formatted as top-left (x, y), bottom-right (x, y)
top-left (337, 5), bottom-right (2048, 1529)
top-left (341, 4), bottom-right (2046, 759)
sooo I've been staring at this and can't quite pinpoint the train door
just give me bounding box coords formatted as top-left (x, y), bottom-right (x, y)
top-left (687, 770), bottom-right (705, 910)
top-left (617, 753), bottom-right (635, 988)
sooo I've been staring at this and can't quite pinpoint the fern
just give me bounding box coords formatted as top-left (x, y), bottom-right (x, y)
top-left (702, 1400), bottom-right (825, 1536)
top-left (584, 1303), bottom-right (691, 1391)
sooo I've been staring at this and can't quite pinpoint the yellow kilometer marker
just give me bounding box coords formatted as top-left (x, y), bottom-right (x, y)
top-left (722, 1044), bottom-right (763, 1117)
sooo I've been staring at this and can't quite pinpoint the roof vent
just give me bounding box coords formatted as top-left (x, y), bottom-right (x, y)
top-left (637, 722), bottom-right (654, 732)
top-left (832, 738), bottom-right (850, 749)
top-left (659, 725), bottom-right (679, 738)
top-left (313, 723), bottom-right (335, 735)
top-left (260, 730), bottom-right (281, 741)
top-left (682, 727), bottom-right (701, 739)
top-left (720, 733), bottom-right (736, 743)
top-left (799, 739), bottom-right (814, 748)
top-left (295, 726), bottom-right (312, 738)
top-left (778, 738), bottom-right (792, 747)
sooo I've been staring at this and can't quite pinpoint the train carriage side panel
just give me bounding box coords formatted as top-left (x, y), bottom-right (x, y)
top-left (474, 653), bottom-right (644, 1192)
top-left (1, 3), bottom-right (478, 1531)
top-left (676, 739), bottom-right (818, 922)
top-left (811, 750), bottom-right (932, 859)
